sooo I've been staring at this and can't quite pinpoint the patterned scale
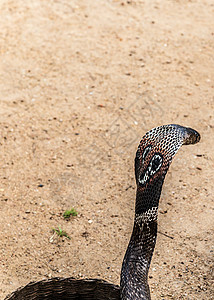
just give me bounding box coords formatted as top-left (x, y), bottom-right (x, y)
top-left (5, 125), bottom-right (200, 300)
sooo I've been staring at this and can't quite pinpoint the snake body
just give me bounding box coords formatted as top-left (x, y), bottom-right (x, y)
top-left (5, 124), bottom-right (200, 300)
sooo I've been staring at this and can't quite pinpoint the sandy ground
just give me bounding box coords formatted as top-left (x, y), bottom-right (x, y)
top-left (0, 0), bottom-right (213, 299)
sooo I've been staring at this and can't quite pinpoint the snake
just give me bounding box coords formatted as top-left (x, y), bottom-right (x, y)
top-left (5, 124), bottom-right (200, 300)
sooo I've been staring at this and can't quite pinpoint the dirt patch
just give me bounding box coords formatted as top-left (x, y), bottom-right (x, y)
top-left (0, 0), bottom-right (213, 299)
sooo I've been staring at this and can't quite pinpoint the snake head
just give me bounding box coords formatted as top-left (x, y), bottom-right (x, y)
top-left (182, 126), bottom-right (201, 145)
top-left (135, 124), bottom-right (200, 197)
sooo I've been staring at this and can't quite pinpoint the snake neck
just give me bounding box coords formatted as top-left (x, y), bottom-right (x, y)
top-left (120, 222), bottom-right (157, 300)
top-left (120, 178), bottom-right (163, 300)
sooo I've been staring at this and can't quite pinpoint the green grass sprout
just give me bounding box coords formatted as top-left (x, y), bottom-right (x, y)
top-left (63, 208), bottom-right (78, 219)
top-left (52, 226), bottom-right (71, 239)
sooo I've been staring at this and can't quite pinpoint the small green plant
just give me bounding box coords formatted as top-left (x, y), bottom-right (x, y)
top-left (52, 226), bottom-right (71, 239)
top-left (63, 208), bottom-right (78, 219)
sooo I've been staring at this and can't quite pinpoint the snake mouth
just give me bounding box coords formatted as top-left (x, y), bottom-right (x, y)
top-left (182, 127), bottom-right (201, 145)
